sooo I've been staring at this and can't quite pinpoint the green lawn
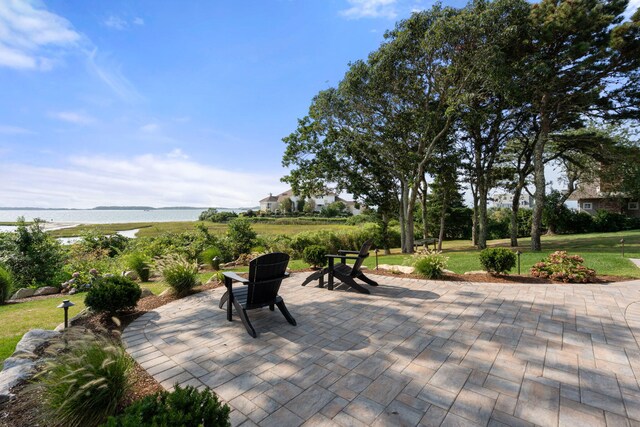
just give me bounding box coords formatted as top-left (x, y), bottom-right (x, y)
top-left (0, 297), bottom-right (86, 362)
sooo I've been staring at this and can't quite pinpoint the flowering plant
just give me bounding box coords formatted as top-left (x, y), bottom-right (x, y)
top-left (530, 251), bottom-right (596, 283)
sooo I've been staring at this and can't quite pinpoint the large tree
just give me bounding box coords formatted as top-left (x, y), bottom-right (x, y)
top-left (526, 0), bottom-right (640, 250)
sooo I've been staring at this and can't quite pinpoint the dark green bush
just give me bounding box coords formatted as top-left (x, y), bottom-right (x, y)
top-left (37, 333), bottom-right (133, 427)
top-left (156, 255), bottom-right (199, 297)
top-left (85, 276), bottom-right (142, 313)
top-left (303, 245), bottom-right (327, 268)
top-left (593, 210), bottom-right (628, 232)
top-left (227, 218), bottom-right (257, 258)
top-left (103, 385), bottom-right (230, 427)
top-left (125, 252), bottom-right (151, 282)
top-left (0, 264), bottom-right (13, 303)
top-left (199, 208), bottom-right (238, 222)
top-left (479, 248), bottom-right (516, 274)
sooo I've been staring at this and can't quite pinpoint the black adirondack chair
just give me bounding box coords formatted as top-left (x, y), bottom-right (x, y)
top-left (219, 252), bottom-right (296, 338)
top-left (301, 240), bottom-right (378, 294)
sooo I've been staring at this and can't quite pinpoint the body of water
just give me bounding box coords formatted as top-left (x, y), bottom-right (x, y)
top-left (0, 208), bottom-right (241, 224)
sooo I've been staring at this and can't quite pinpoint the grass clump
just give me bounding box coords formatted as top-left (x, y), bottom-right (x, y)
top-left (479, 247), bottom-right (516, 274)
top-left (413, 251), bottom-right (448, 279)
top-left (124, 252), bottom-right (151, 282)
top-left (85, 276), bottom-right (142, 314)
top-left (0, 265), bottom-right (13, 303)
top-left (35, 331), bottom-right (133, 427)
top-left (104, 384), bottom-right (230, 427)
top-left (157, 254), bottom-right (199, 297)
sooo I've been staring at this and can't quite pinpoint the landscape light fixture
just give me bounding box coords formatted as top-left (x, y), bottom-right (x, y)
top-left (212, 256), bottom-right (221, 271)
top-left (516, 250), bottom-right (522, 275)
top-left (374, 248), bottom-right (379, 270)
top-left (620, 238), bottom-right (625, 258)
top-left (57, 299), bottom-right (75, 329)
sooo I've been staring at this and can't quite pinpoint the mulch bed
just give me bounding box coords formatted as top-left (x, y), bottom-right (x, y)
top-left (0, 270), bottom-right (630, 426)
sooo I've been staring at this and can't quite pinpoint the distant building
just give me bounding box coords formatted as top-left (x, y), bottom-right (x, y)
top-left (569, 182), bottom-right (640, 217)
top-left (259, 189), bottom-right (361, 214)
top-left (490, 192), bottom-right (534, 209)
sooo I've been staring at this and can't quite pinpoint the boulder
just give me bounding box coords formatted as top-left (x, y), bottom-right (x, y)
top-left (140, 288), bottom-right (154, 298)
top-left (159, 289), bottom-right (172, 297)
top-left (378, 264), bottom-right (415, 274)
top-left (68, 288), bottom-right (78, 295)
top-left (464, 270), bottom-right (487, 275)
top-left (1, 329), bottom-right (61, 403)
top-left (34, 286), bottom-right (59, 296)
top-left (123, 270), bottom-right (139, 281)
top-left (9, 288), bottom-right (35, 300)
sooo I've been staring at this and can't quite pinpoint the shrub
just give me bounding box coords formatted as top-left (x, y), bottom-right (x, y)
top-left (0, 218), bottom-right (66, 287)
top-left (125, 252), bottom-right (151, 282)
top-left (479, 248), bottom-right (516, 274)
top-left (85, 276), bottom-right (142, 313)
top-left (227, 218), bottom-right (257, 258)
top-left (199, 208), bottom-right (238, 222)
top-left (303, 245), bottom-right (328, 268)
top-left (104, 385), bottom-right (230, 427)
top-left (36, 333), bottom-right (133, 427)
top-left (413, 251), bottom-right (448, 279)
top-left (0, 264), bottom-right (13, 303)
top-left (200, 246), bottom-right (222, 268)
top-left (157, 255), bottom-right (199, 297)
top-left (530, 251), bottom-right (596, 283)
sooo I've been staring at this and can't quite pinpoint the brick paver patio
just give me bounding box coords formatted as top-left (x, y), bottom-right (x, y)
top-left (123, 274), bottom-right (640, 426)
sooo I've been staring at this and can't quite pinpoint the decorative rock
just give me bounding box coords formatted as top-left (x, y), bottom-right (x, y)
top-left (140, 288), bottom-right (154, 298)
top-left (123, 270), bottom-right (139, 281)
top-left (377, 264), bottom-right (415, 274)
top-left (443, 269), bottom-right (455, 275)
top-left (9, 288), bottom-right (35, 300)
top-left (159, 289), bottom-right (172, 297)
top-left (464, 270), bottom-right (487, 275)
top-left (68, 288), bottom-right (78, 295)
top-left (55, 308), bottom-right (93, 330)
top-left (0, 329), bottom-right (60, 403)
top-left (34, 286), bottom-right (59, 296)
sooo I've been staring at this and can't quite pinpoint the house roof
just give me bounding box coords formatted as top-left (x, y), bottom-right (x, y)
top-left (259, 194), bottom-right (279, 203)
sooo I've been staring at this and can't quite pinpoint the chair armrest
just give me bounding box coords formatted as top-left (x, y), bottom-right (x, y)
top-left (222, 272), bottom-right (249, 284)
top-left (326, 254), bottom-right (359, 260)
top-left (338, 250), bottom-right (361, 255)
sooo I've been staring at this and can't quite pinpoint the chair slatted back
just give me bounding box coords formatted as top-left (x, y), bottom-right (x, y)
top-left (246, 252), bottom-right (290, 308)
top-left (349, 240), bottom-right (372, 277)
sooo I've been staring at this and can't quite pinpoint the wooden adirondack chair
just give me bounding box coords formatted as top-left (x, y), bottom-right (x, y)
top-left (301, 240), bottom-right (378, 294)
top-left (220, 252), bottom-right (296, 338)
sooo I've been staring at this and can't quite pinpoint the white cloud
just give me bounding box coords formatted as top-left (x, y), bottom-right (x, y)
top-left (340, 0), bottom-right (398, 19)
top-left (167, 148), bottom-right (188, 159)
top-left (103, 15), bottom-right (145, 30)
top-left (0, 124), bottom-right (33, 134)
top-left (48, 111), bottom-right (96, 125)
top-left (0, 0), bottom-right (81, 70)
top-left (86, 48), bottom-right (142, 103)
top-left (140, 123), bottom-right (159, 133)
top-left (104, 15), bottom-right (127, 30)
top-left (0, 152), bottom-right (283, 208)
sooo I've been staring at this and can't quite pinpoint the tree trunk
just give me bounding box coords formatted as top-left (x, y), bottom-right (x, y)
top-left (477, 178), bottom-right (488, 250)
top-left (421, 179), bottom-right (428, 238)
top-left (471, 184), bottom-right (479, 246)
top-left (437, 192), bottom-right (448, 251)
top-left (510, 184), bottom-right (523, 247)
top-left (531, 100), bottom-right (549, 252)
top-left (381, 212), bottom-right (391, 255)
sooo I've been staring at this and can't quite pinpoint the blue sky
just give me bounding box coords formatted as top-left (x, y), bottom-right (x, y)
top-left (1, 0), bottom-right (637, 209)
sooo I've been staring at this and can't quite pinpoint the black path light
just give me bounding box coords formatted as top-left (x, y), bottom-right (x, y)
top-left (620, 238), bottom-right (625, 258)
top-left (57, 299), bottom-right (75, 329)
top-left (516, 250), bottom-right (522, 275)
top-left (374, 248), bottom-right (379, 270)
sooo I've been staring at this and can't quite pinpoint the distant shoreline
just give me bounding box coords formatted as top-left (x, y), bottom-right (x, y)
top-left (0, 206), bottom-right (258, 211)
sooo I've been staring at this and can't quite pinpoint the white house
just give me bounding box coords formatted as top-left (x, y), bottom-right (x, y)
top-left (259, 189), bottom-right (361, 214)
top-left (490, 192), bottom-right (534, 209)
